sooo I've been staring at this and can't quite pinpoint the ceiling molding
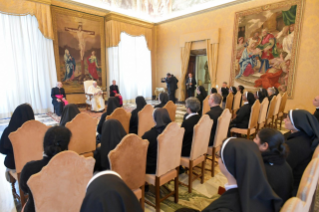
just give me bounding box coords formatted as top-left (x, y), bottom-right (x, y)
top-left (155, 0), bottom-right (253, 25)
top-left (27, 0), bottom-right (51, 4)
top-left (52, 0), bottom-right (110, 16)
top-left (105, 12), bottom-right (154, 29)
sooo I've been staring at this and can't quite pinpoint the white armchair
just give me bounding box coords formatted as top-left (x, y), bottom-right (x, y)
top-left (83, 80), bottom-right (106, 111)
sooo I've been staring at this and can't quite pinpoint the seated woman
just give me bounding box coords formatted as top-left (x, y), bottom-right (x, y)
top-left (20, 126), bottom-right (72, 212)
top-left (87, 81), bottom-right (105, 112)
top-left (94, 119), bottom-right (126, 172)
top-left (154, 92), bottom-right (169, 108)
top-left (80, 170), bottom-right (143, 212)
top-left (284, 109), bottom-right (319, 195)
top-left (97, 97), bottom-right (120, 139)
top-left (51, 82), bottom-right (68, 116)
top-left (201, 138), bottom-right (282, 212)
top-left (59, 104), bottom-right (80, 126)
top-left (229, 92), bottom-right (255, 130)
top-left (129, 96), bottom-right (147, 134)
top-left (142, 108), bottom-right (171, 174)
top-left (253, 128), bottom-right (293, 204)
top-left (0, 104), bottom-right (34, 171)
top-left (196, 86), bottom-right (207, 116)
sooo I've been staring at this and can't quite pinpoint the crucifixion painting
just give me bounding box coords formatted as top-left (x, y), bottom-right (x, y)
top-left (65, 23), bottom-right (95, 79)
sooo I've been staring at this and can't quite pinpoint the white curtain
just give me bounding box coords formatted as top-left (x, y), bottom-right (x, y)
top-left (0, 14), bottom-right (57, 118)
top-left (108, 32), bottom-right (152, 102)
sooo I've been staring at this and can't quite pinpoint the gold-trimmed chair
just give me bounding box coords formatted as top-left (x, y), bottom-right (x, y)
top-left (225, 93), bottom-right (234, 112)
top-left (163, 101), bottom-right (177, 122)
top-left (206, 109), bottom-right (232, 177)
top-left (256, 98), bottom-right (269, 134)
top-left (66, 113), bottom-right (96, 157)
top-left (232, 92), bottom-right (242, 116)
top-left (9, 120), bottom-right (50, 206)
top-left (202, 96), bottom-right (210, 115)
top-left (180, 115), bottom-right (213, 193)
top-left (138, 104), bottom-right (155, 137)
top-left (83, 80), bottom-right (106, 111)
top-left (145, 122), bottom-right (184, 212)
top-left (272, 94), bottom-right (282, 129)
top-left (106, 107), bottom-right (132, 133)
top-left (265, 97), bottom-right (277, 127)
top-left (27, 151), bottom-right (95, 212)
top-left (109, 134), bottom-right (149, 210)
top-left (230, 100), bottom-right (260, 139)
top-left (280, 197), bottom-right (306, 212)
top-left (277, 92), bottom-right (288, 130)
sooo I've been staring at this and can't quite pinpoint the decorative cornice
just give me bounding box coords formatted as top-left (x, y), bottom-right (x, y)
top-left (105, 12), bottom-right (154, 29)
top-left (27, 0), bottom-right (51, 4)
top-left (51, 0), bottom-right (109, 16)
top-left (155, 0), bottom-right (253, 25)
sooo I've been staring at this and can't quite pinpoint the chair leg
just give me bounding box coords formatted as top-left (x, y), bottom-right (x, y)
top-left (9, 174), bottom-right (19, 200)
top-left (212, 147), bottom-right (216, 177)
top-left (280, 117), bottom-right (283, 130)
top-left (19, 184), bottom-right (26, 206)
top-left (174, 167), bottom-right (179, 203)
top-left (140, 185), bottom-right (145, 210)
top-left (155, 177), bottom-right (160, 212)
top-left (201, 160), bottom-right (205, 184)
top-left (188, 160), bottom-right (193, 193)
top-left (246, 129), bottom-right (250, 139)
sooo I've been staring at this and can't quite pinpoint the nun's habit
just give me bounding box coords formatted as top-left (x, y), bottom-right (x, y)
top-left (154, 93), bottom-right (169, 108)
top-left (202, 138), bottom-right (282, 212)
top-left (94, 119), bottom-right (126, 172)
top-left (59, 104), bottom-right (80, 126)
top-left (80, 171), bottom-right (143, 212)
top-left (285, 109), bottom-right (319, 194)
top-left (0, 104), bottom-right (34, 169)
top-left (129, 96), bottom-right (147, 134)
top-left (142, 108), bottom-right (171, 174)
top-left (97, 97), bottom-right (120, 136)
top-left (196, 86), bottom-right (207, 116)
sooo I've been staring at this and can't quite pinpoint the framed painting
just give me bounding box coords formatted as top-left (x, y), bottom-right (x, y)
top-left (51, 7), bottom-right (106, 93)
top-left (230, 0), bottom-right (305, 98)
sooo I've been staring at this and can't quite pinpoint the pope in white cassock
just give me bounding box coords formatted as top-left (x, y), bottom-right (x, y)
top-left (88, 81), bottom-right (105, 112)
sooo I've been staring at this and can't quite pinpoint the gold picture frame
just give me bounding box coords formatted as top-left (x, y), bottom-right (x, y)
top-left (229, 0), bottom-right (305, 98)
top-left (51, 6), bottom-right (106, 93)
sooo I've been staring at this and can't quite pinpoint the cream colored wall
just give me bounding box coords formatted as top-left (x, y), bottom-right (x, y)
top-left (155, 0), bottom-right (319, 112)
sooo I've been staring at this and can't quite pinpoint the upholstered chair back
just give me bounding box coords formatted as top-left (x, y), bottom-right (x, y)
top-left (28, 151), bottom-right (95, 212)
top-left (106, 107), bottom-right (131, 133)
top-left (83, 80), bottom-right (95, 93)
top-left (163, 101), bottom-right (177, 122)
top-left (280, 197), bottom-right (306, 212)
top-left (273, 94), bottom-right (282, 116)
top-left (212, 109), bottom-right (232, 148)
top-left (156, 122), bottom-right (184, 177)
top-left (109, 134), bottom-right (149, 190)
top-left (248, 100), bottom-right (260, 130)
top-left (202, 96), bottom-right (210, 115)
top-left (266, 97), bottom-right (277, 121)
top-left (9, 120), bottom-right (49, 173)
top-left (312, 145), bottom-right (319, 159)
top-left (225, 93), bottom-right (234, 111)
top-left (258, 98), bottom-right (269, 125)
top-left (190, 115), bottom-right (213, 160)
top-left (232, 92), bottom-right (242, 111)
top-left (138, 104), bottom-right (155, 137)
top-left (296, 158), bottom-right (319, 212)
top-left (279, 92), bottom-right (288, 115)
top-left (66, 113), bottom-right (96, 156)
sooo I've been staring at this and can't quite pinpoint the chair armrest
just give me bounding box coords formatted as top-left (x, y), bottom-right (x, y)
top-left (85, 93), bottom-right (93, 101)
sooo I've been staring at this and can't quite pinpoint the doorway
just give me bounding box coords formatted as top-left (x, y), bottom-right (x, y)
top-left (185, 49), bottom-right (210, 98)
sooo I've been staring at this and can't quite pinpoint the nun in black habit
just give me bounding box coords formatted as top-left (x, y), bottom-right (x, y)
top-left (142, 108), bottom-right (171, 174)
top-left (196, 86), bottom-right (207, 116)
top-left (229, 92), bottom-right (255, 130)
top-left (129, 96), bottom-right (147, 134)
top-left (154, 92), bottom-right (169, 108)
top-left (59, 104), bottom-right (80, 126)
top-left (284, 109), bottom-right (319, 195)
top-left (0, 104), bottom-right (34, 170)
top-left (202, 138), bottom-right (282, 212)
top-left (94, 119), bottom-right (127, 172)
top-left (210, 87), bottom-right (217, 94)
top-left (237, 85), bottom-right (245, 106)
top-left (255, 89), bottom-right (265, 103)
top-left (80, 171), bottom-right (143, 212)
top-left (97, 97), bottom-right (120, 139)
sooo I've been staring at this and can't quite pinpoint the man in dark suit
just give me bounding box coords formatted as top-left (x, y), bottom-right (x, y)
top-left (51, 81), bottom-right (67, 116)
top-left (110, 80), bottom-right (119, 97)
top-left (267, 87), bottom-right (276, 102)
top-left (206, 93), bottom-right (223, 146)
top-left (164, 73), bottom-right (178, 103)
top-left (185, 73), bottom-right (196, 97)
top-left (181, 97), bottom-right (201, 157)
top-left (221, 82), bottom-right (229, 108)
top-left (313, 95), bottom-right (319, 122)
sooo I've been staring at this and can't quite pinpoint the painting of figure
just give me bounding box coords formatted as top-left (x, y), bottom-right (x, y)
top-left (230, 0), bottom-right (304, 97)
top-left (51, 7), bottom-right (106, 93)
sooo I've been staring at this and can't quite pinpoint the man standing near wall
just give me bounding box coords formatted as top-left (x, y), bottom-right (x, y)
top-left (163, 73), bottom-right (178, 103)
top-left (186, 73), bottom-right (196, 97)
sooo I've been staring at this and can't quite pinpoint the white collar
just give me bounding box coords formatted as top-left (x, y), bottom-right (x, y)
top-left (244, 102), bottom-right (249, 105)
top-left (316, 107), bottom-right (319, 109)
top-left (225, 183), bottom-right (238, 191)
top-left (186, 112), bottom-right (198, 120)
top-left (86, 171), bottom-right (121, 190)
